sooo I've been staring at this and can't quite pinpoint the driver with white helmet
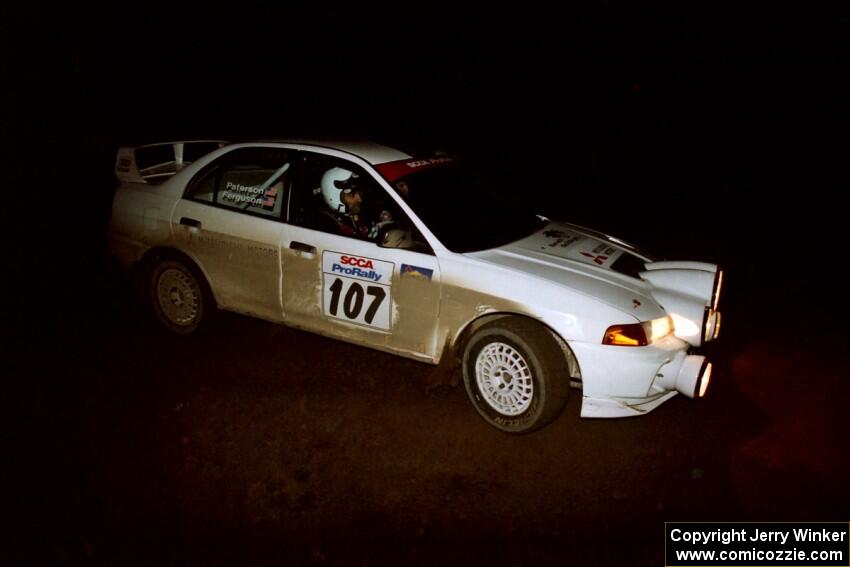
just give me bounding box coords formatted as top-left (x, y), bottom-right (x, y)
top-left (317, 166), bottom-right (388, 239)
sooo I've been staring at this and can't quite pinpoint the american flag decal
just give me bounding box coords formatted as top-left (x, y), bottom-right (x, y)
top-left (262, 183), bottom-right (279, 208)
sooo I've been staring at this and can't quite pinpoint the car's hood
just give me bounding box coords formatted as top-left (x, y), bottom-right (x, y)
top-left (465, 221), bottom-right (665, 321)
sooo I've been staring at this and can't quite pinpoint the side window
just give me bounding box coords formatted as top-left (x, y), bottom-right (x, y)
top-left (290, 152), bottom-right (430, 252)
top-left (186, 148), bottom-right (291, 219)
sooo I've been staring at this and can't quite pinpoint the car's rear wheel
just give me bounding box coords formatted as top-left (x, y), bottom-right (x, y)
top-left (148, 259), bottom-right (210, 335)
top-left (462, 317), bottom-right (571, 434)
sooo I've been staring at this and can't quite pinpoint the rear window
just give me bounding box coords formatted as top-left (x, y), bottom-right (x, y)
top-left (185, 147), bottom-right (292, 220)
top-left (134, 142), bottom-right (224, 184)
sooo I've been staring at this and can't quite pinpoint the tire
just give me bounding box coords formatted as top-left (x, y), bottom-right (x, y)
top-left (462, 317), bottom-right (571, 434)
top-left (147, 259), bottom-right (211, 335)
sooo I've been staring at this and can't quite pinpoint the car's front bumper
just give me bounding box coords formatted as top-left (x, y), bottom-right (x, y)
top-left (568, 334), bottom-right (712, 418)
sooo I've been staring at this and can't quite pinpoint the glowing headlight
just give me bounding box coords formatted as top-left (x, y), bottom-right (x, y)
top-left (713, 311), bottom-right (721, 340)
top-left (703, 309), bottom-right (720, 343)
top-left (670, 312), bottom-right (699, 338)
top-left (603, 316), bottom-right (674, 346)
top-left (699, 362), bottom-right (712, 398)
top-left (712, 269), bottom-right (724, 310)
top-left (648, 316), bottom-right (674, 342)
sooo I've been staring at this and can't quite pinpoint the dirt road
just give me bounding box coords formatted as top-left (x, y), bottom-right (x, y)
top-left (8, 261), bottom-right (848, 566)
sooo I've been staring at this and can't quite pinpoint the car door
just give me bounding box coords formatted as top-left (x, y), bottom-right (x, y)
top-left (171, 146), bottom-right (293, 322)
top-left (282, 150), bottom-right (442, 361)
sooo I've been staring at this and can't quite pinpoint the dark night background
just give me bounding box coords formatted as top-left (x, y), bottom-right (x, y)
top-left (3, 3), bottom-right (849, 565)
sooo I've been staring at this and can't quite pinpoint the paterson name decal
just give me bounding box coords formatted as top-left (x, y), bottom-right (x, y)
top-left (220, 180), bottom-right (281, 208)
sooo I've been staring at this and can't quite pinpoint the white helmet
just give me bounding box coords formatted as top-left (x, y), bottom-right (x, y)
top-left (320, 167), bottom-right (360, 213)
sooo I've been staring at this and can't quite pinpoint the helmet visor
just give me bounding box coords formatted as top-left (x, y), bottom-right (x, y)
top-left (334, 172), bottom-right (361, 193)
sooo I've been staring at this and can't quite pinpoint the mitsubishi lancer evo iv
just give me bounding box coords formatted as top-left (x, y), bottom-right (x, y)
top-left (108, 139), bottom-right (723, 433)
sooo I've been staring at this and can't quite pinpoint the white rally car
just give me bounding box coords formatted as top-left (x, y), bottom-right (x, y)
top-left (108, 139), bottom-right (722, 433)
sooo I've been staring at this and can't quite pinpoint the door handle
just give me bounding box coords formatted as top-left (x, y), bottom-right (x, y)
top-left (180, 217), bottom-right (202, 228)
top-left (290, 241), bottom-right (316, 254)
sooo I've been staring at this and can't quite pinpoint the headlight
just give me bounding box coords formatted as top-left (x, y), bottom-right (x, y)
top-left (603, 316), bottom-right (674, 346)
top-left (699, 362), bottom-right (712, 398)
top-left (703, 308), bottom-right (721, 343)
top-left (712, 269), bottom-right (723, 310)
top-left (648, 315), bottom-right (673, 341)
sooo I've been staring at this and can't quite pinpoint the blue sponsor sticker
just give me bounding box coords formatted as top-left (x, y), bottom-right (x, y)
top-left (400, 264), bottom-right (433, 281)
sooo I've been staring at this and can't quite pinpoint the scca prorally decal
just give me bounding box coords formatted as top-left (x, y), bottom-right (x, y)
top-left (322, 253), bottom-right (393, 284)
top-left (404, 156), bottom-right (453, 169)
top-left (375, 157), bottom-right (455, 182)
top-left (331, 259), bottom-right (382, 282)
top-left (322, 252), bottom-right (394, 330)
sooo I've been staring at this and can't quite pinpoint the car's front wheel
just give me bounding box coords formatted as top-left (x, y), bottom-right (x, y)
top-left (462, 317), bottom-right (571, 434)
top-left (148, 259), bottom-right (211, 335)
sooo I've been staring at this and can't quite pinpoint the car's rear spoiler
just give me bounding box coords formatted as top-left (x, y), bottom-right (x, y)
top-left (115, 140), bottom-right (228, 184)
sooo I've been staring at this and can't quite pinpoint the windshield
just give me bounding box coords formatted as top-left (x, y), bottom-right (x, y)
top-left (391, 165), bottom-right (547, 253)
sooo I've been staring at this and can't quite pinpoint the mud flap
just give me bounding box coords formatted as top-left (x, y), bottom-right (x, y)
top-left (425, 337), bottom-right (460, 390)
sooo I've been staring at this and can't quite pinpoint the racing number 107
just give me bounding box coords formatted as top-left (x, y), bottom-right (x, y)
top-left (327, 278), bottom-right (386, 324)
